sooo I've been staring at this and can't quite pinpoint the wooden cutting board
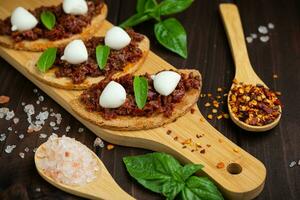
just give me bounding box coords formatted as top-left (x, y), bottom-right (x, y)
top-left (0, 1), bottom-right (266, 199)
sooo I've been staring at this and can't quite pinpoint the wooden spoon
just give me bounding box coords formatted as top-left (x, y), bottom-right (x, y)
top-left (34, 142), bottom-right (134, 200)
top-left (219, 3), bottom-right (282, 132)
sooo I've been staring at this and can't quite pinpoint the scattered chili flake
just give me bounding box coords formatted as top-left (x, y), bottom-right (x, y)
top-left (0, 95), bottom-right (10, 104)
top-left (200, 149), bottom-right (206, 154)
top-left (107, 144), bottom-right (115, 150)
top-left (173, 136), bottom-right (178, 141)
top-left (216, 162), bottom-right (225, 169)
top-left (166, 130), bottom-right (172, 135)
top-left (190, 108), bottom-right (195, 114)
top-left (182, 145), bottom-right (187, 149)
top-left (196, 142), bottom-right (202, 148)
top-left (196, 134), bottom-right (202, 138)
top-left (207, 114), bottom-right (213, 120)
top-left (228, 82), bottom-right (281, 126)
top-left (212, 100), bottom-right (219, 108)
top-left (206, 144), bottom-right (211, 148)
top-left (182, 138), bottom-right (192, 145)
top-left (191, 149), bottom-right (195, 152)
top-left (233, 78), bottom-right (238, 84)
top-left (65, 151), bottom-right (70, 157)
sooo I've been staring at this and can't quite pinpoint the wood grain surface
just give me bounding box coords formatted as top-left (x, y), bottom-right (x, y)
top-left (0, 0), bottom-right (299, 200)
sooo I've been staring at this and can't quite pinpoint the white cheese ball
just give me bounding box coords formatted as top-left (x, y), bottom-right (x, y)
top-left (61, 40), bottom-right (88, 64)
top-left (11, 7), bottom-right (38, 32)
top-left (99, 81), bottom-right (126, 108)
top-left (153, 71), bottom-right (181, 96)
top-left (63, 0), bottom-right (88, 15)
top-left (104, 27), bottom-right (131, 50)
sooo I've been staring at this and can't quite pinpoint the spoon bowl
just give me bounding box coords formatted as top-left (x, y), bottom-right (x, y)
top-left (35, 142), bottom-right (134, 200)
top-left (219, 4), bottom-right (282, 132)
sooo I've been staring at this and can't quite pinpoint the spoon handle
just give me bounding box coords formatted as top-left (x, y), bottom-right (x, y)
top-left (219, 4), bottom-right (262, 84)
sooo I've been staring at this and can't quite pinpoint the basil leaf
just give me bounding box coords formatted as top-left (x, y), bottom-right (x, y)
top-left (180, 164), bottom-right (203, 181)
top-left (40, 11), bottom-right (56, 30)
top-left (154, 18), bottom-right (188, 58)
top-left (159, 0), bottom-right (194, 16)
top-left (133, 76), bottom-right (148, 109)
top-left (181, 176), bottom-right (224, 200)
top-left (162, 180), bottom-right (185, 200)
top-left (96, 45), bottom-right (110, 70)
top-left (123, 152), bottom-right (183, 194)
top-left (120, 12), bottom-right (152, 28)
top-left (37, 48), bottom-right (57, 73)
top-left (137, 0), bottom-right (158, 13)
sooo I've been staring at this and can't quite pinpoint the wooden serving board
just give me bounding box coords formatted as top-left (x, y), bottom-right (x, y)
top-left (0, 1), bottom-right (266, 199)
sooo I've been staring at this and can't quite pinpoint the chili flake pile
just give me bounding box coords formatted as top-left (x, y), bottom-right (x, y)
top-left (229, 82), bottom-right (281, 126)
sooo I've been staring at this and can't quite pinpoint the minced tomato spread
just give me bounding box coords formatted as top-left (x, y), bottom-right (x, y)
top-left (55, 29), bottom-right (144, 84)
top-left (0, 0), bottom-right (103, 42)
top-left (80, 71), bottom-right (201, 119)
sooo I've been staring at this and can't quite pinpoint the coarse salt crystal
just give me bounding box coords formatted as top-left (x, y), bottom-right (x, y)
top-left (35, 187), bottom-right (41, 192)
top-left (93, 137), bottom-right (104, 148)
top-left (33, 88), bottom-right (38, 93)
top-left (50, 122), bottom-right (56, 127)
top-left (289, 161), bottom-right (297, 168)
top-left (19, 152), bottom-right (25, 158)
top-left (33, 147), bottom-right (37, 152)
top-left (5, 110), bottom-right (15, 120)
top-left (268, 23), bottom-right (275, 29)
top-left (8, 127), bottom-right (13, 131)
top-left (78, 128), bottom-right (84, 133)
top-left (5, 145), bottom-right (16, 153)
top-left (21, 102), bottom-right (26, 106)
top-left (246, 36), bottom-right (253, 43)
top-left (0, 134), bottom-right (6, 141)
top-left (13, 117), bottom-right (19, 124)
top-left (42, 107), bottom-right (48, 111)
top-left (36, 100), bottom-right (40, 105)
top-left (258, 25), bottom-right (268, 34)
top-left (38, 96), bottom-right (44, 102)
top-left (19, 134), bottom-right (24, 139)
top-left (260, 36), bottom-right (270, 42)
top-left (39, 133), bottom-right (47, 139)
top-left (251, 33), bottom-right (257, 39)
top-left (15, 130), bottom-right (18, 133)
top-left (298, 160), bottom-right (300, 166)
top-left (24, 147), bottom-right (30, 152)
top-left (53, 127), bottom-right (59, 131)
top-left (66, 126), bottom-right (71, 132)
top-left (35, 134), bottom-right (99, 186)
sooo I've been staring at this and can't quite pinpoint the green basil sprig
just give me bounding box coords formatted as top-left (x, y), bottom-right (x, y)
top-left (123, 152), bottom-right (223, 200)
top-left (133, 76), bottom-right (148, 109)
top-left (155, 18), bottom-right (187, 58)
top-left (41, 11), bottom-right (56, 30)
top-left (96, 45), bottom-right (110, 70)
top-left (37, 47), bottom-right (57, 73)
top-left (120, 0), bottom-right (193, 58)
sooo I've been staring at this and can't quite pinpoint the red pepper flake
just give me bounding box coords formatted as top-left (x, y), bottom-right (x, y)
top-left (196, 134), bottom-right (202, 138)
top-left (173, 136), bottom-right (178, 141)
top-left (166, 130), bottom-right (172, 135)
top-left (190, 108), bottom-right (195, 114)
top-left (191, 149), bottom-right (195, 152)
top-left (0, 95), bottom-right (10, 104)
top-left (107, 144), bottom-right (115, 150)
top-left (65, 151), bottom-right (70, 157)
top-left (216, 162), bottom-right (225, 169)
top-left (182, 145), bottom-right (187, 149)
top-left (182, 138), bottom-right (192, 145)
top-left (206, 144), bottom-right (211, 148)
top-left (200, 149), bottom-right (206, 154)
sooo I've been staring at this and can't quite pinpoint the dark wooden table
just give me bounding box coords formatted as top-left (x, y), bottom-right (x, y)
top-left (0, 0), bottom-right (299, 199)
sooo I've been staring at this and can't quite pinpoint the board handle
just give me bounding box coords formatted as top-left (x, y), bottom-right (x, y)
top-left (219, 3), bottom-right (263, 84)
top-left (103, 107), bottom-right (266, 200)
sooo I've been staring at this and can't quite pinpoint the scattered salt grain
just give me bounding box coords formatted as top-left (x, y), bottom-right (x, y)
top-left (42, 107), bottom-right (48, 111)
top-left (21, 102), bottom-right (26, 106)
top-left (66, 126), bottom-right (71, 132)
top-left (19, 134), bottom-right (24, 139)
top-left (33, 147), bottom-right (37, 153)
top-left (5, 145), bottom-right (16, 153)
top-left (13, 117), bottom-right (19, 124)
top-left (39, 133), bottom-right (47, 139)
top-left (251, 33), bottom-right (257, 39)
top-left (38, 96), bottom-right (44, 102)
top-left (19, 152), bottom-right (25, 159)
top-left (298, 160), bottom-right (300, 166)
top-left (36, 100), bottom-right (40, 105)
top-left (35, 134), bottom-right (99, 186)
top-left (50, 108), bottom-right (54, 112)
top-left (289, 161), bottom-right (297, 168)
top-left (55, 113), bottom-right (62, 125)
top-left (50, 122), bottom-right (56, 127)
top-left (246, 36), bottom-right (253, 43)
top-left (78, 128), bottom-right (84, 133)
top-left (0, 134), bottom-right (6, 141)
top-left (260, 36), bottom-right (270, 42)
top-left (24, 147), bottom-right (30, 152)
top-left (8, 127), bottom-right (13, 131)
top-left (93, 137), bottom-right (104, 148)
top-left (35, 187), bottom-right (41, 192)
top-left (53, 127), bottom-right (59, 131)
top-left (15, 130), bottom-right (18, 133)
top-left (258, 25), bottom-right (268, 34)
top-left (33, 88), bottom-right (38, 93)
top-left (5, 110), bottom-right (15, 120)
top-left (268, 23), bottom-right (275, 29)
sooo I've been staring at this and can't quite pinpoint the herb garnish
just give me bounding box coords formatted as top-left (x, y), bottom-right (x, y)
top-left (96, 45), bottom-right (110, 70)
top-left (120, 0), bottom-right (193, 58)
top-left (37, 48), bottom-right (57, 73)
top-left (133, 76), bottom-right (148, 109)
top-left (123, 152), bottom-right (223, 200)
top-left (41, 11), bottom-right (56, 30)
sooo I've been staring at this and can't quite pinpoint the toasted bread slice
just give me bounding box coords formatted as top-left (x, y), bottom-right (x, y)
top-left (70, 69), bottom-right (202, 130)
top-left (0, 4), bottom-right (108, 51)
top-left (26, 36), bottom-right (150, 90)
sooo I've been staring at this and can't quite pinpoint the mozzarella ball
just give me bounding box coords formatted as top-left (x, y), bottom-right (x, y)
top-left (61, 40), bottom-right (88, 64)
top-left (153, 71), bottom-right (181, 96)
top-left (11, 7), bottom-right (38, 31)
top-left (99, 81), bottom-right (127, 108)
top-left (63, 0), bottom-right (88, 15)
top-left (104, 26), bottom-right (131, 50)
